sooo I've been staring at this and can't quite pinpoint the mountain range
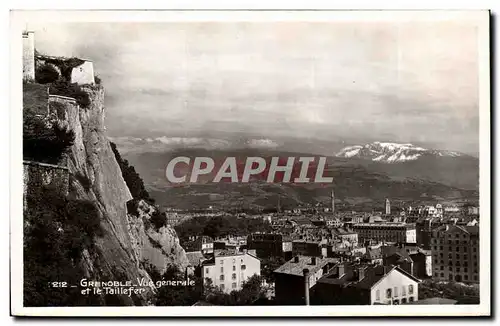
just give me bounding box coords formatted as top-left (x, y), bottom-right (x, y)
top-left (336, 141), bottom-right (465, 163)
top-left (119, 138), bottom-right (479, 211)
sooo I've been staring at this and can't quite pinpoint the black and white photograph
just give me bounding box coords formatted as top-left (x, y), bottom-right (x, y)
top-left (10, 10), bottom-right (490, 317)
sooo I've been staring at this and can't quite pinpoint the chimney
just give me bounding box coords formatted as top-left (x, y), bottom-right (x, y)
top-left (337, 263), bottom-right (345, 278)
top-left (303, 268), bottom-right (310, 306)
top-left (357, 267), bottom-right (365, 281)
top-left (294, 256), bottom-right (300, 263)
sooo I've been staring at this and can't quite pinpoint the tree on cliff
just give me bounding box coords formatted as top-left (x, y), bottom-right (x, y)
top-left (23, 113), bottom-right (75, 164)
top-left (110, 141), bottom-right (152, 201)
top-left (24, 186), bottom-right (103, 306)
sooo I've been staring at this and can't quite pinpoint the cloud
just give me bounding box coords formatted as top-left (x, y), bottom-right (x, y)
top-left (31, 21), bottom-right (480, 154)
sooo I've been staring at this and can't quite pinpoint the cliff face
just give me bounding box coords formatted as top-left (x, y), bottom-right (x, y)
top-left (48, 85), bottom-right (188, 305)
top-left (127, 199), bottom-right (189, 274)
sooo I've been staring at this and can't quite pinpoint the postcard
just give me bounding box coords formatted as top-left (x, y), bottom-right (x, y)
top-left (10, 10), bottom-right (490, 317)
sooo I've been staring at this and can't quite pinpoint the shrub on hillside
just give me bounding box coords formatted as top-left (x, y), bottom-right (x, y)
top-left (35, 63), bottom-right (60, 84)
top-left (49, 79), bottom-right (90, 108)
top-left (110, 141), bottom-right (152, 201)
top-left (150, 210), bottom-right (168, 230)
top-left (23, 114), bottom-right (75, 164)
top-left (24, 186), bottom-right (103, 306)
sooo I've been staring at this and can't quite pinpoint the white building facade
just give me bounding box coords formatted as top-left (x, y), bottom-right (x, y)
top-left (202, 250), bottom-right (261, 293)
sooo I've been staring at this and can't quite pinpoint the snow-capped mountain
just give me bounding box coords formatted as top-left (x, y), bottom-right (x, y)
top-left (336, 141), bottom-right (464, 163)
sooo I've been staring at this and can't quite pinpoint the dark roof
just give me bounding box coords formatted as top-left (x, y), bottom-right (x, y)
top-left (186, 251), bottom-right (205, 266)
top-left (317, 263), bottom-right (421, 290)
top-left (274, 256), bottom-right (338, 277)
top-left (381, 246), bottom-right (413, 261)
top-left (364, 247), bottom-right (383, 260)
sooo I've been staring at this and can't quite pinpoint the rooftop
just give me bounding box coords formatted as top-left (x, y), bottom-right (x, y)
top-left (274, 255), bottom-right (338, 277)
top-left (318, 263), bottom-right (420, 290)
top-left (186, 251), bottom-right (205, 267)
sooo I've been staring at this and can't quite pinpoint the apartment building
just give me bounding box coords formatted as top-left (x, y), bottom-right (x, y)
top-left (431, 224), bottom-right (479, 283)
top-left (201, 250), bottom-right (260, 293)
top-left (353, 223), bottom-right (416, 244)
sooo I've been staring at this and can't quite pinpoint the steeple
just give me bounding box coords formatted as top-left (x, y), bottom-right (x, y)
top-left (331, 189), bottom-right (335, 214)
top-left (385, 198), bottom-right (391, 215)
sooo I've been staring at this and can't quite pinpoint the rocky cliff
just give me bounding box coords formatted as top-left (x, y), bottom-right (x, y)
top-left (47, 84), bottom-right (188, 305)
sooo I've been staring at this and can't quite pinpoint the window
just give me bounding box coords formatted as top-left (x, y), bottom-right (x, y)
top-left (232, 282), bottom-right (237, 289)
top-left (220, 284), bottom-right (225, 291)
top-left (409, 285), bottom-right (414, 295)
top-left (402, 286), bottom-right (406, 296)
top-left (434, 272), bottom-right (438, 277)
top-left (394, 287), bottom-right (399, 297)
top-left (449, 267), bottom-right (452, 271)
top-left (440, 266), bottom-right (444, 270)
top-left (205, 268), bottom-right (209, 274)
top-left (464, 275), bottom-right (468, 281)
top-left (220, 275), bottom-right (224, 281)
top-left (456, 267), bottom-right (460, 272)
top-left (386, 288), bottom-right (392, 298)
top-left (441, 273), bottom-right (444, 277)
top-left (241, 265), bottom-right (246, 270)
top-left (220, 260), bottom-right (224, 264)
top-left (233, 266), bottom-right (236, 271)
top-left (402, 298), bottom-right (407, 304)
top-left (220, 267), bottom-right (224, 273)
top-left (232, 273), bottom-right (237, 280)
top-left (409, 297), bottom-right (414, 302)
top-left (376, 290), bottom-right (380, 301)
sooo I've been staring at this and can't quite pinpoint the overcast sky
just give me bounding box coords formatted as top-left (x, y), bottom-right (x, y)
top-left (31, 21), bottom-right (480, 154)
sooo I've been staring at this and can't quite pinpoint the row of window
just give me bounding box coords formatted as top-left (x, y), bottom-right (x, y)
top-left (432, 233), bottom-right (475, 240)
top-left (219, 258), bottom-right (245, 265)
top-left (205, 265), bottom-right (247, 275)
top-left (434, 272), bottom-right (478, 281)
top-left (375, 285), bottom-right (414, 300)
top-left (434, 259), bottom-right (478, 267)
top-left (433, 253), bottom-right (478, 260)
top-left (435, 266), bottom-right (477, 273)
top-left (392, 297), bottom-right (415, 305)
top-left (219, 282), bottom-right (240, 291)
top-left (220, 273), bottom-right (240, 281)
top-left (218, 265), bottom-right (247, 273)
top-left (432, 246), bottom-right (478, 252)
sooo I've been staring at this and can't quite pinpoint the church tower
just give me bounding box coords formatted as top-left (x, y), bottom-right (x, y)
top-left (385, 198), bottom-right (391, 215)
top-left (331, 189), bottom-right (335, 214)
